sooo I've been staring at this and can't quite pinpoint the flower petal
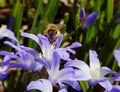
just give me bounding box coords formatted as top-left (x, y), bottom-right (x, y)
top-left (31, 61), bottom-right (43, 72)
top-left (74, 70), bottom-right (91, 80)
top-left (37, 33), bottom-right (50, 47)
top-left (99, 80), bottom-right (112, 91)
top-left (21, 32), bottom-right (40, 45)
top-left (100, 67), bottom-right (112, 77)
top-left (1, 55), bottom-right (11, 66)
top-left (0, 72), bottom-right (8, 80)
top-left (63, 80), bottom-right (81, 91)
top-left (4, 41), bottom-right (23, 52)
top-left (35, 58), bottom-right (50, 69)
top-left (66, 42), bottom-right (82, 49)
top-left (51, 52), bottom-right (60, 74)
top-left (64, 60), bottom-right (89, 71)
top-left (109, 85), bottom-right (120, 92)
top-left (0, 51), bottom-right (14, 56)
top-left (0, 27), bottom-right (18, 43)
top-left (58, 83), bottom-right (67, 92)
top-left (114, 50), bottom-right (120, 67)
top-left (57, 68), bottom-right (75, 82)
top-left (82, 12), bottom-right (97, 30)
top-left (53, 34), bottom-right (63, 48)
top-left (20, 46), bottom-right (39, 58)
top-left (55, 49), bottom-right (70, 60)
top-left (9, 63), bottom-right (27, 70)
top-left (80, 8), bottom-right (86, 21)
top-left (89, 50), bottom-right (100, 71)
top-left (27, 79), bottom-right (53, 92)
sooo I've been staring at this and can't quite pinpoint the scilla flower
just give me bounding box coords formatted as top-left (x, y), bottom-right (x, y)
top-left (80, 8), bottom-right (98, 30)
top-left (21, 32), bottom-right (81, 63)
top-left (65, 50), bottom-right (113, 86)
top-left (27, 52), bottom-right (81, 92)
top-left (0, 25), bottom-right (18, 43)
top-left (0, 41), bottom-right (43, 72)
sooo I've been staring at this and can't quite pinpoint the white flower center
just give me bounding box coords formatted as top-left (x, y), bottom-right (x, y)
top-left (90, 67), bottom-right (100, 79)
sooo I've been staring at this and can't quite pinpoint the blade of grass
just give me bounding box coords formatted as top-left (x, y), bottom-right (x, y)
top-left (79, 81), bottom-right (89, 92)
top-left (28, 0), bottom-right (43, 48)
top-left (11, 0), bottom-right (25, 40)
top-left (30, 0), bottom-right (43, 34)
top-left (41, 0), bottom-right (60, 22)
top-left (107, 0), bottom-right (114, 23)
top-left (37, 0), bottom-right (60, 34)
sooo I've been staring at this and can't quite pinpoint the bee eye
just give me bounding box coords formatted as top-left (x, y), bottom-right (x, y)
top-left (55, 31), bottom-right (57, 34)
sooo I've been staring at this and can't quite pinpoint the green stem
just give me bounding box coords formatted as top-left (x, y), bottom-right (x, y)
top-left (107, 0), bottom-right (114, 23)
top-left (28, 0), bottom-right (43, 48)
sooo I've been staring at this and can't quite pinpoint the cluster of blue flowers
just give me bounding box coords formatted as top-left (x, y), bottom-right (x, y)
top-left (0, 8), bottom-right (120, 92)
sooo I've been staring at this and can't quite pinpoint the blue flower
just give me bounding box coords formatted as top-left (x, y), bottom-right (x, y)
top-left (80, 8), bottom-right (85, 21)
top-left (80, 8), bottom-right (98, 30)
top-left (27, 52), bottom-right (81, 92)
top-left (0, 25), bottom-right (18, 44)
top-left (0, 40), bottom-right (43, 72)
top-left (99, 80), bottom-right (120, 92)
top-left (65, 50), bottom-right (113, 86)
top-left (21, 32), bottom-right (82, 62)
top-left (0, 55), bottom-right (11, 80)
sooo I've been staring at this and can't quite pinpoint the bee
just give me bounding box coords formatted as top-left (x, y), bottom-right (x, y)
top-left (44, 23), bottom-right (61, 44)
top-left (40, 20), bottom-right (65, 44)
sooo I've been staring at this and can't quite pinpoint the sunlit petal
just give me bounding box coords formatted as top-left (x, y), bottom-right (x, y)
top-left (89, 50), bottom-right (100, 71)
top-left (27, 79), bottom-right (53, 92)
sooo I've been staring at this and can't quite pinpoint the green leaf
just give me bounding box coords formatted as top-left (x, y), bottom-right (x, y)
top-left (79, 81), bottom-right (89, 92)
top-left (113, 24), bottom-right (120, 39)
top-left (41, 0), bottom-right (60, 22)
top-left (11, 0), bottom-right (25, 40)
top-left (107, 0), bottom-right (114, 23)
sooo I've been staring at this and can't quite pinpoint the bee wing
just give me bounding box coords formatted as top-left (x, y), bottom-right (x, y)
top-left (39, 20), bottom-right (49, 27)
top-left (56, 23), bottom-right (66, 30)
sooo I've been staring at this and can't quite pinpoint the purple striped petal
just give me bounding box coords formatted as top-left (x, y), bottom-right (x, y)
top-left (99, 80), bottom-right (112, 91)
top-left (114, 50), bottom-right (120, 67)
top-left (0, 51), bottom-right (14, 56)
top-left (0, 72), bottom-right (8, 80)
top-left (89, 50), bottom-right (100, 71)
top-left (51, 52), bottom-right (60, 74)
top-left (57, 68), bottom-right (74, 82)
top-left (0, 27), bottom-right (18, 43)
top-left (58, 83), bottom-right (67, 92)
top-left (4, 41), bottom-right (23, 52)
top-left (66, 42), bottom-right (82, 49)
top-left (27, 79), bottom-right (53, 92)
top-left (1, 55), bottom-right (11, 66)
top-left (19, 46), bottom-right (39, 58)
top-left (9, 63), bottom-right (28, 70)
top-left (82, 12), bottom-right (97, 30)
top-left (31, 61), bottom-right (43, 72)
top-left (53, 34), bottom-right (63, 48)
top-left (107, 86), bottom-right (120, 92)
top-left (74, 70), bottom-right (91, 80)
top-left (100, 67), bottom-right (112, 77)
top-left (21, 32), bottom-right (40, 45)
top-left (54, 49), bottom-right (70, 60)
top-left (80, 8), bottom-right (86, 21)
top-left (63, 80), bottom-right (81, 91)
top-left (64, 60), bottom-right (89, 71)
top-left (35, 58), bottom-right (50, 70)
